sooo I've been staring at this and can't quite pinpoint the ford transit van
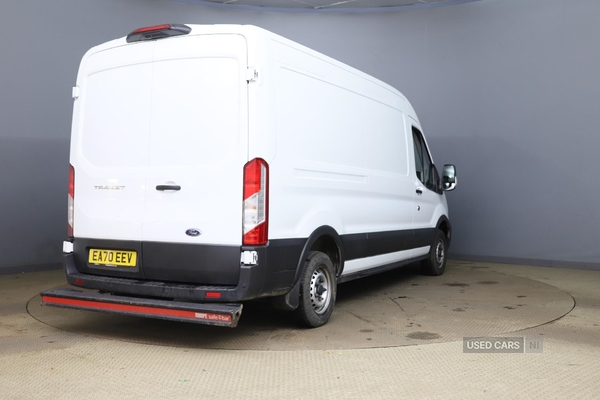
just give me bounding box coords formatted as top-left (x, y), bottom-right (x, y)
top-left (42, 24), bottom-right (457, 328)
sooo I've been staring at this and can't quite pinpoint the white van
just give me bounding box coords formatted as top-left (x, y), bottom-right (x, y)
top-left (42, 24), bottom-right (457, 328)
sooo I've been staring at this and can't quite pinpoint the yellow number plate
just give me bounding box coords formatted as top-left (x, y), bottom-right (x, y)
top-left (88, 249), bottom-right (137, 267)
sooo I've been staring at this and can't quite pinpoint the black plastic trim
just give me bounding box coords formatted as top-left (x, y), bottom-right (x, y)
top-left (66, 252), bottom-right (253, 302)
top-left (341, 228), bottom-right (437, 261)
top-left (337, 255), bottom-right (429, 284)
top-left (143, 241), bottom-right (240, 285)
top-left (65, 222), bottom-right (447, 304)
top-left (436, 215), bottom-right (453, 247)
top-left (271, 226), bottom-right (343, 311)
top-left (242, 238), bottom-right (305, 296)
top-left (296, 226), bottom-right (344, 278)
top-left (65, 238), bottom-right (305, 302)
top-left (156, 185), bottom-right (181, 191)
top-left (73, 238), bottom-right (242, 285)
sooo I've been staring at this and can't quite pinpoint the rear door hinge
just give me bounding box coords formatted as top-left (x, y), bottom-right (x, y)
top-left (72, 86), bottom-right (80, 99)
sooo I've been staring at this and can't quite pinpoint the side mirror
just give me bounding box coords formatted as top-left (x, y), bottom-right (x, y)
top-left (442, 164), bottom-right (457, 191)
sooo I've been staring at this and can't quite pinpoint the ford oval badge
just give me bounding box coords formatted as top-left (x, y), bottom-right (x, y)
top-left (186, 229), bottom-right (202, 237)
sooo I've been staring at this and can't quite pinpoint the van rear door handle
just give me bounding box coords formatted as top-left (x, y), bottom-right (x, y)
top-left (156, 185), bottom-right (181, 191)
top-left (416, 187), bottom-right (423, 195)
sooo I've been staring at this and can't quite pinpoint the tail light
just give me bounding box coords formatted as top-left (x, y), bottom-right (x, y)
top-left (243, 158), bottom-right (269, 245)
top-left (68, 165), bottom-right (74, 237)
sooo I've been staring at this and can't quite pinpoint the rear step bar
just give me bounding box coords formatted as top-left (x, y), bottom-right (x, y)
top-left (41, 289), bottom-right (243, 328)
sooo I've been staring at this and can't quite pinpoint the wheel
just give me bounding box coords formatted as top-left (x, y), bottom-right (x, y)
top-left (421, 230), bottom-right (447, 276)
top-left (295, 251), bottom-right (337, 328)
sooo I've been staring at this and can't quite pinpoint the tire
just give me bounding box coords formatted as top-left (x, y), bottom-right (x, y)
top-left (420, 230), bottom-right (447, 276)
top-left (295, 251), bottom-right (337, 328)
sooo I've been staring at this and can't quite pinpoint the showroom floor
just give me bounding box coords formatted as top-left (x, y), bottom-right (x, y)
top-left (1, 260), bottom-right (599, 399)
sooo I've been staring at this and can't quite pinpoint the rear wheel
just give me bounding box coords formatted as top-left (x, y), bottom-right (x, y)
top-left (295, 251), bottom-right (336, 328)
top-left (421, 230), bottom-right (447, 276)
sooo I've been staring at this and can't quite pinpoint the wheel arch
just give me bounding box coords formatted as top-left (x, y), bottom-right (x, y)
top-left (296, 226), bottom-right (344, 279)
top-left (271, 225), bottom-right (344, 311)
top-left (436, 215), bottom-right (452, 248)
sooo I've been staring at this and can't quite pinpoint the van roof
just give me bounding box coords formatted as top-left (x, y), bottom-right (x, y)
top-left (82, 24), bottom-right (417, 124)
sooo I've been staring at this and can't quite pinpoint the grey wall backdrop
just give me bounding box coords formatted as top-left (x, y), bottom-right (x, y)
top-left (1, 0), bottom-right (599, 274)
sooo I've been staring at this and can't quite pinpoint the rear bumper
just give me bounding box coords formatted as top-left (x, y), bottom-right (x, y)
top-left (63, 252), bottom-right (267, 302)
top-left (41, 288), bottom-right (242, 327)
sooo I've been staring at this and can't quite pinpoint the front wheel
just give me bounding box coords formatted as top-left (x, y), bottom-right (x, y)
top-left (421, 230), bottom-right (447, 276)
top-left (295, 251), bottom-right (337, 328)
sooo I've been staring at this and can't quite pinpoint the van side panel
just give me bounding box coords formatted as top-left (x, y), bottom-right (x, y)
top-left (267, 39), bottom-right (417, 275)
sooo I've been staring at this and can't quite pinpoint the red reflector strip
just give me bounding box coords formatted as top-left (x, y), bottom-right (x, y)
top-left (41, 295), bottom-right (232, 323)
top-left (206, 292), bottom-right (221, 298)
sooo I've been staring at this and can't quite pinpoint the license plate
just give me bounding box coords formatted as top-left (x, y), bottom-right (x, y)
top-left (88, 249), bottom-right (137, 267)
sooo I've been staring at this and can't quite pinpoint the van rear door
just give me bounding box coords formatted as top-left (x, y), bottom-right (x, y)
top-left (75, 42), bottom-right (154, 242)
top-left (143, 35), bottom-right (248, 245)
top-left (141, 35), bottom-right (249, 283)
top-left (73, 33), bottom-right (248, 284)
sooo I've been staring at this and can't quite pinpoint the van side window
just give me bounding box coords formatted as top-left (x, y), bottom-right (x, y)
top-left (413, 135), bottom-right (425, 182)
top-left (412, 127), bottom-right (440, 193)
